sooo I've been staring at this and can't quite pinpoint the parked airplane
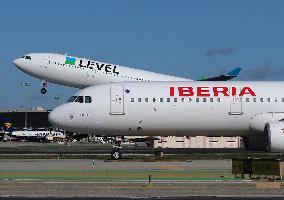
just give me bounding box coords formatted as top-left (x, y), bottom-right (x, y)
top-left (2, 117), bottom-right (17, 133)
top-left (11, 128), bottom-right (65, 142)
top-left (48, 81), bottom-right (284, 159)
top-left (13, 53), bottom-right (241, 94)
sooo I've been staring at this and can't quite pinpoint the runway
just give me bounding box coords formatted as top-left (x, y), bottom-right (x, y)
top-left (0, 198), bottom-right (283, 200)
top-left (0, 159), bottom-right (283, 198)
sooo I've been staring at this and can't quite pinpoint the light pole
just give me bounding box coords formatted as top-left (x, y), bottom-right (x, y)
top-left (21, 82), bottom-right (31, 129)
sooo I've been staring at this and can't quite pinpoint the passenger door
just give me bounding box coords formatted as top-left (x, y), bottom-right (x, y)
top-left (110, 87), bottom-right (125, 115)
top-left (229, 96), bottom-right (243, 115)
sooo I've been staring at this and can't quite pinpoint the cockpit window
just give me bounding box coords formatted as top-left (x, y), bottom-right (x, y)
top-left (67, 95), bottom-right (91, 103)
top-left (22, 55), bottom-right (31, 60)
top-left (85, 96), bottom-right (92, 103)
top-left (75, 96), bottom-right (84, 103)
top-left (67, 96), bottom-right (77, 102)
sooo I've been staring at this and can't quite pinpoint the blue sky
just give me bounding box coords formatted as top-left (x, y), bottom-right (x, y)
top-left (1, 0), bottom-right (284, 109)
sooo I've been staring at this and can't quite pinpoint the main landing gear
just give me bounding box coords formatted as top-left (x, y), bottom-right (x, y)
top-left (41, 80), bottom-right (48, 94)
top-left (111, 136), bottom-right (124, 160)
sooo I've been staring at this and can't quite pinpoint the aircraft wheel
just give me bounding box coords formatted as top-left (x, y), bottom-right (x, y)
top-left (41, 88), bottom-right (47, 94)
top-left (111, 149), bottom-right (121, 160)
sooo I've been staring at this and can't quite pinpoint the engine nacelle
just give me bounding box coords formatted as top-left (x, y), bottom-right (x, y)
top-left (249, 112), bottom-right (284, 133)
top-left (267, 121), bottom-right (284, 152)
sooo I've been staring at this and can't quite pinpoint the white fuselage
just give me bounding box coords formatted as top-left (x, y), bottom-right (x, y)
top-left (13, 53), bottom-right (189, 88)
top-left (48, 81), bottom-right (284, 137)
top-left (11, 130), bottom-right (65, 139)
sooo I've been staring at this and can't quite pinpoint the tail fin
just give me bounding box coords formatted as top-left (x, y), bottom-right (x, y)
top-left (2, 117), bottom-right (16, 133)
top-left (198, 67), bottom-right (242, 81)
top-left (225, 67), bottom-right (242, 77)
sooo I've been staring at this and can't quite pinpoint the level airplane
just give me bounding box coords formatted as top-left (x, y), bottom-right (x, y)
top-left (48, 81), bottom-right (284, 159)
top-left (13, 53), bottom-right (241, 94)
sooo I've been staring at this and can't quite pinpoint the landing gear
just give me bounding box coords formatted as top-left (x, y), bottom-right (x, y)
top-left (111, 147), bottom-right (122, 160)
top-left (41, 80), bottom-right (48, 94)
top-left (111, 136), bottom-right (124, 160)
top-left (41, 88), bottom-right (47, 94)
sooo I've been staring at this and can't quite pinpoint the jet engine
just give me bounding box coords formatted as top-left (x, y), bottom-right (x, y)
top-left (266, 121), bottom-right (284, 152)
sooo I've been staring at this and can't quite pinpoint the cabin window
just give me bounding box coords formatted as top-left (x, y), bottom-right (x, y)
top-left (138, 98), bottom-right (142, 102)
top-left (253, 98), bottom-right (256, 102)
top-left (282, 98), bottom-right (284, 102)
top-left (153, 98), bottom-right (156, 102)
top-left (267, 98), bottom-right (271, 102)
top-left (274, 98), bottom-right (278, 102)
top-left (203, 98), bottom-right (206, 102)
top-left (181, 98), bottom-right (185, 102)
top-left (217, 98), bottom-right (221, 102)
top-left (188, 98), bottom-right (192, 102)
top-left (160, 98), bottom-right (163, 102)
top-left (145, 98), bottom-right (149, 102)
top-left (246, 98), bottom-right (249, 103)
top-left (210, 98), bottom-right (213, 102)
top-left (260, 98), bottom-right (263, 102)
top-left (196, 98), bottom-right (199, 102)
top-left (131, 98), bottom-right (134, 102)
top-left (174, 98), bottom-right (178, 102)
top-left (167, 98), bottom-right (171, 102)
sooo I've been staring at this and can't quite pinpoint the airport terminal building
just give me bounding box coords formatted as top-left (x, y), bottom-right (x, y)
top-left (0, 108), bottom-right (51, 130)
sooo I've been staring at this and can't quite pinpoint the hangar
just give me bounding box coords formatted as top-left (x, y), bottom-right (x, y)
top-left (0, 108), bottom-right (51, 130)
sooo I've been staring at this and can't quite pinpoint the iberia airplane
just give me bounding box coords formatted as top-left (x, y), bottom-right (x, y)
top-left (49, 81), bottom-right (284, 159)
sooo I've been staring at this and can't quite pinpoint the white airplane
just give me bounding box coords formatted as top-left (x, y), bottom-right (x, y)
top-left (48, 81), bottom-right (284, 159)
top-left (13, 53), bottom-right (241, 94)
top-left (11, 128), bottom-right (65, 142)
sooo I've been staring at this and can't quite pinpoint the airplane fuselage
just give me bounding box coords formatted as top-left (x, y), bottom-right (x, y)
top-left (13, 53), bottom-right (189, 88)
top-left (48, 81), bottom-right (284, 137)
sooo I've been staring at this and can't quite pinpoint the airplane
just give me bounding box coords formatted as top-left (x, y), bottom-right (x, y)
top-left (13, 53), bottom-right (241, 94)
top-left (2, 117), bottom-right (65, 142)
top-left (11, 128), bottom-right (65, 142)
top-left (48, 81), bottom-right (284, 159)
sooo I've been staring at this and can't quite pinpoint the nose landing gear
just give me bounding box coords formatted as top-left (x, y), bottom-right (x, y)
top-left (111, 146), bottom-right (122, 160)
top-left (111, 136), bottom-right (124, 160)
top-left (41, 80), bottom-right (48, 94)
top-left (41, 88), bottom-right (47, 94)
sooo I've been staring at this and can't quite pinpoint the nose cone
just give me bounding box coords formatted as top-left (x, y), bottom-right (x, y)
top-left (48, 106), bottom-right (63, 128)
top-left (49, 104), bottom-right (77, 132)
top-left (13, 58), bottom-right (22, 68)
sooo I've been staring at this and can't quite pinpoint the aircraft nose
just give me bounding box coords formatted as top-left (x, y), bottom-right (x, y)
top-left (48, 107), bottom-right (63, 128)
top-left (13, 58), bottom-right (22, 68)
